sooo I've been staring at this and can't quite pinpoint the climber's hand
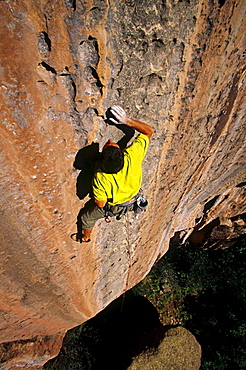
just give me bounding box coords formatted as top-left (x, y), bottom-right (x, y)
top-left (109, 105), bottom-right (127, 125)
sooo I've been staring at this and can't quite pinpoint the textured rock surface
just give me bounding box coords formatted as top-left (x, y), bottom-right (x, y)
top-left (0, 334), bottom-right (64, 370)
top-left (128, 326), bottom-right (201, 370)
top-left (0, 0), bottom-right (245, 367)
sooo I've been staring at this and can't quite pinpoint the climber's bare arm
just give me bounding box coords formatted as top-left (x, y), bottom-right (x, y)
top-left (110, 105), bottom-right (154, 139)
top-left (94, 199), bottom-right (107, 208)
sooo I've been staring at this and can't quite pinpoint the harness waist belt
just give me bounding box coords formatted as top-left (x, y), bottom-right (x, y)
top-left (116, 194), bottom-right (139, 207)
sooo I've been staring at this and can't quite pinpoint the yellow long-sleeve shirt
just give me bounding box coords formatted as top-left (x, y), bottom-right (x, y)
top-left (93, 133), bottom-right (149, 205)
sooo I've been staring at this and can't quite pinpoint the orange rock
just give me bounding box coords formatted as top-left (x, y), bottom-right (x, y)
top-left (0, 0), bottom-right (245, 367)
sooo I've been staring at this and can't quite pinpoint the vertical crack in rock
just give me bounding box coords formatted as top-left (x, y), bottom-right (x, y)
top-left (38, 31), bottom-right (51, 54)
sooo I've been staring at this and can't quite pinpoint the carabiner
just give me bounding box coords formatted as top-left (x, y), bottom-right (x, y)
top-left (104, 210), bottom-right (111, 223)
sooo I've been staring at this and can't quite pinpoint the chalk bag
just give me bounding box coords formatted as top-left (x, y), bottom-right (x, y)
top-left (134, 196), bottom-right (148, 214)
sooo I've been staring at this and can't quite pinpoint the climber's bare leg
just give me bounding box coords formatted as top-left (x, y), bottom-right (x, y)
top-left (82, 228), bottom-right (92, 242)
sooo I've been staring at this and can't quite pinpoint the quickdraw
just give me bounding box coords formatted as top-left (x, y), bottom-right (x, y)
top-left (105, 211), bottom-right (111, 223)
top-left (104, 203), bottom-right (112, 223)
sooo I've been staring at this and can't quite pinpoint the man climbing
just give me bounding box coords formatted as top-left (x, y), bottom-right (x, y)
top-left (72, 105), bottom-right (154, 242)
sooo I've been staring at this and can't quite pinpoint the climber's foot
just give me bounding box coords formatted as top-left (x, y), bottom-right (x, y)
top-left (70, 233), bottom-right (91, 243)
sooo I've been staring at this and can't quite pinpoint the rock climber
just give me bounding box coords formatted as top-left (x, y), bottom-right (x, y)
top-left (71, 105), bottom-right (154, 242)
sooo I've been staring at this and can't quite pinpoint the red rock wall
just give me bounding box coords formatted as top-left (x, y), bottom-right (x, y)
top-left (0, 0), bottom-right (245, 367)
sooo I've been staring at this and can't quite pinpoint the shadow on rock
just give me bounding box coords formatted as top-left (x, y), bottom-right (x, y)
top-left (73, 142), bottom-right (100, 200)
top-left (44, 292), bottom-right (168, 370)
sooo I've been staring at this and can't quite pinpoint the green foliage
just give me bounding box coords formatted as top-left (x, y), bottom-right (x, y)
top-left (133, 235), bottom-right (246, 369)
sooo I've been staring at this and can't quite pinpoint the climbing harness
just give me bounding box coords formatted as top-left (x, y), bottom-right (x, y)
top-left (116, 193), bottom-right (139, 207)
top-left (104, 193), bottom-right (148, 223)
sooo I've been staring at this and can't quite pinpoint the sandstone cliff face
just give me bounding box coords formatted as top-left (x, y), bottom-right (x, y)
top-left (0, 0), bottom-right (245, 367)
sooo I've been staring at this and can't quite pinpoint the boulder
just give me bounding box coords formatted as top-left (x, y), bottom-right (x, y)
top-left (128, 326), bottom-right (201, 370)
